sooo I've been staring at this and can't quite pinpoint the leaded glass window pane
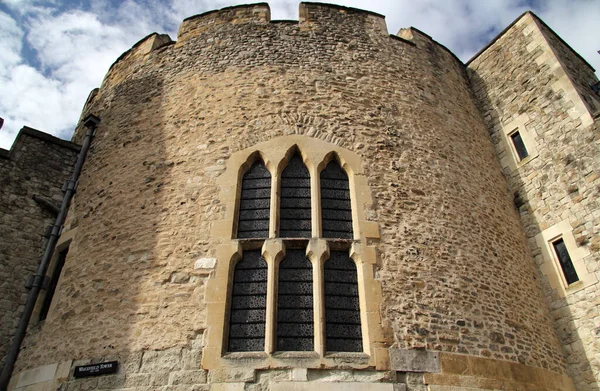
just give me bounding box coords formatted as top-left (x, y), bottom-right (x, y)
top-left (324, 251), bottom-right (362, 352)
top-left (237, 160), bottom-right (271, 239)
top-left (280, 153), bottom-right (311, 238)
top-left (228, 251), bottom-right (268, 352)
top-left (320, 160), bottom-right (353, 239)
top-left (277, 249), bottom-right (314, 351)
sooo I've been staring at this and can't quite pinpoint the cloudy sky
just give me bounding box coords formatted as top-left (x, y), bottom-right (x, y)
top-left (0, 0), bottom-right (598, 150)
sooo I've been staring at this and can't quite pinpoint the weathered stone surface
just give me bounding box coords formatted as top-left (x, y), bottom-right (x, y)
top-left (270, 382), bottom-right (394, 391)
top-left (168, 370), bottom-right (208, 385)
top-left (389, 349), bottom-right (440, 373)
top-left (468, 11), bottom-right (600, 390)
top-left (194, 258), bottom-right (216, 269)
top-left (0, 127), bottom-right (78, 366)
top-left (6, 3), bottom-right (596, 390)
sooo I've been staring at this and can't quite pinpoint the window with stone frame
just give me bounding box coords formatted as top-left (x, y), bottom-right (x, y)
top-left (227, 148), bottom-right (362, 354)
top-left (551, 237), bottom-right (579, 286)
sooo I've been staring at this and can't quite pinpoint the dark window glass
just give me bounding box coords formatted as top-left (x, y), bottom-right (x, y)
top-left (324, 251), bottom-right (362, 352)
top-left (320, 160), bottom-right (353, 239)
top-left (237, 160), bottom-right (271, 239)
top-left (228, 251), bottom-right (268, 352)
top-left (39, 248), bottom-right (68, 321)
top-left (277, 249), bottom-right (314, 351)
top-left (552, 238), bottom-right (579, 285)
top-left (279, 153), bottom-right (311, 238)
top-left (510, 131), bottom-right (529, 161)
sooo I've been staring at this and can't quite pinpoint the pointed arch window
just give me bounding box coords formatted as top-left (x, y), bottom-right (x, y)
top-left (228, 250), bottom-right (268, 352)
top-left (237, 159), bottom-right (271, 239)
top-left (324, 251), bottom-right (362, 352)
top-left (320, 159), bottom-right (353, 239)
top-left (277, 249), bottom-right (314, 351)
top-left (226, 146), bottom-right (366, 356)
top-left (279, 152), bottom-right (311, 238)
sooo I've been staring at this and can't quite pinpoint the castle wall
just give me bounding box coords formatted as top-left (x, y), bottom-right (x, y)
top-left (534, 18), bottom-right (600, 117)
top-left (9, 3), bottom-right (574, 390)
top-left (0, 128), bottom-right (79, 368)
top-left (467, 12), bottom-right (600, 390)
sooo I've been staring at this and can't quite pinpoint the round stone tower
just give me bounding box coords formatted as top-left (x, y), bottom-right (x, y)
top-left (9, 3), bottom-right (575, 390)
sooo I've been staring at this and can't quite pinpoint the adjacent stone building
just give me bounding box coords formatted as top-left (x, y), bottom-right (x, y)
top-left (1, 3), bottom-right (598, 391)
top-left (0, 128), bottom-right (79, 367)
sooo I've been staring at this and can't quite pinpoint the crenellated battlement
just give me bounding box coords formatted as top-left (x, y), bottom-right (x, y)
top-left (178, 3), bottom-right (270, 42)
top-left (100, 2), bottom-right (423, 91)
top-left (7, 4), bottom-right (600, 391)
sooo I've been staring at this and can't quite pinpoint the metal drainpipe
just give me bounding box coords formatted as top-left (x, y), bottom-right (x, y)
top-left (0, 114), bottom-right (100, 391)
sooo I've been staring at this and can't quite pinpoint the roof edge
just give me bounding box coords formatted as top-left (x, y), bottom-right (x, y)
top-left (466, 11), bottom-right (595, 72)
top-left (0, 126), bottom-right (81, 160)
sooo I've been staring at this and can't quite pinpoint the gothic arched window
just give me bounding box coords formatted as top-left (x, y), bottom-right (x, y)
top-left (320, 159), bottom-right (353, 239)
top-left (216, 140), bottom-right (381, 360)
top-left (236, 159), bottom-right (271, 239)
top-left (279, 152), bottom-right (311, 238)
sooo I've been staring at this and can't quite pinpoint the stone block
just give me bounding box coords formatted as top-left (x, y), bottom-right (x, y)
top-left (389, 349), bottom-right (440, 373)
top-left (270, 382), bottom-right (394, 391)
top-left (209, 383), bottom-right (246, 391)
top-left (163, 385), bottom-right (210, 391)
top-left (169, 370), bottom-right (208, 385)
top-left (15, 363), bottom-right (58, 389)
top-left (140, 348), bottom-right (182, 372)
top-left (291, 368), bottom-right (308, 382)
top-left (96, 374), bottom-right (125, 389)
top-left (209, 368), bottom-right (255, 383)
top-left (124, 373), bottom-right (152, 387)
top-left (195, 258), bottom-right (216, 269)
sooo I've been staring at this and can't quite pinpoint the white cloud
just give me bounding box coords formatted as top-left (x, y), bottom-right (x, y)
top-left (0, 6), bottom-right (148, 149)
top-left (1, 0), bottom-right (598, 150)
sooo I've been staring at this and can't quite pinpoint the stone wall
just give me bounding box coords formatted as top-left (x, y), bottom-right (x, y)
top-left (534, 17), bottom-right (600, 116)
top-left (0, 127), bottom-right (79, 367)
top-left (10, 3), bottom-right (572, 390)
top-left (467, 11), bottom-right (600, 390)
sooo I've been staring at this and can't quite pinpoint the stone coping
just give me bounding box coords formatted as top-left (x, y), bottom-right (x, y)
top-left (0, 126), bottom-right (80, 160)
top-left (466, 11), bottom-right (595, 71)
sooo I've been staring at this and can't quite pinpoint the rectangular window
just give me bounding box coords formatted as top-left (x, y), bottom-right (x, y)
top-left (510, 131), bottom-right (529, 161)
top-left (39, 247), bottom-right (68, 321)
top-left (552, 238), bottom-right (579, 285)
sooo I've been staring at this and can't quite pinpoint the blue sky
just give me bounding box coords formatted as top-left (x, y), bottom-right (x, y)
top-left (1, 0), bottom-right (598, 150)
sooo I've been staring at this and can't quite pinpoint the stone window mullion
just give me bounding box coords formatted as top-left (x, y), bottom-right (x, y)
top-left (311, 165), bottom-right (322, 238)
top-left (306, 238), bottom-right (329, 356)
top-left (262, 239), bottom-right (285, 353)
top-left (269, 174), bottom-right (280, 238)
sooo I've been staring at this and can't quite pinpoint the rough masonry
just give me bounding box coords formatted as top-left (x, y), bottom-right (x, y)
top-left (1, 3), bottom-right (598, 391)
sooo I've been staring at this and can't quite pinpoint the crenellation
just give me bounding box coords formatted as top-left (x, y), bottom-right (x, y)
top-left (178, 3), bottom-right (271, 42)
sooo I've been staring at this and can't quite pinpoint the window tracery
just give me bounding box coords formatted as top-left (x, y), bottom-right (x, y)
top-left (204, 136), bottom-right (383, 368)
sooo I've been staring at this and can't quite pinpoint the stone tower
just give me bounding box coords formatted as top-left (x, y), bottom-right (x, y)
top-left (467, 12), bottom-right (600, 389)
top-left (1, 3), bottom-right (598, 391)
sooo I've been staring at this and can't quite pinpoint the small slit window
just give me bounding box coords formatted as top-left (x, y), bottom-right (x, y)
top-left (228, 250), bottom-right (268, 352)
top-left (277, 249), bottom-right (314, 351)
top-left (39, 247), bottom-right (68, 321)
top-left (279, 153), bottom-right (311, 238)
top-left (510, 131), bottom-right (529, 161)
top-left (324, 251), bottom-right (362, 352)
top-left (320, 160), bottom-right (353, 239)
top-left (552, 238), bottom-right (579, 285)
top-left (237, 160), bottom-right (271, 239)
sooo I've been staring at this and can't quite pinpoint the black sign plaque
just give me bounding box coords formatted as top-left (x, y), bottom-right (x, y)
top-left (74, 361), bottom-right (118, 378)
